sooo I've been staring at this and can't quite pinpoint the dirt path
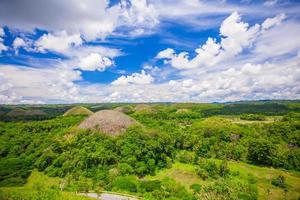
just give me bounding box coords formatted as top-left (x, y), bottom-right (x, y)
top-left (79, 192), bottom-right (139, 200)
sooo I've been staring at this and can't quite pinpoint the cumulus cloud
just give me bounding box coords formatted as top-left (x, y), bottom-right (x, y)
top-left (253, 19), bottom-right (300, 58)
top-left (156, 48), bottom-right (175, 59)
top-left (0, 64), bottom-right (82, 103)
top-left (13, 37), bottom-right (26, 49)
top-left (0, 0), bottom-right (121, 41)
top-left (112, 70), bottom-right (154, 85)
top-left (77, 53), bottom-right (113, 71)
top-left (35, 31), bottom-right (82, 54)
top-left (0, 2), bottom-right (299, 104)
top-left (119, 0), bottom-right (158, 36)
top-left (262, 13), bottom-right (286, 30)
top-left (156, 12), bottom-right (287, 69)
top-left (1, 52), bottom-right (299, 104)
top-left (0, 0), bottom-right (162, 40)
top-left (0, 27), bottom-right (7, 53)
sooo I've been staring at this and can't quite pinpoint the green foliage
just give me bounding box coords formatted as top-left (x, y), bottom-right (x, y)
top-left (271, 175), bottom-right (286, 188)
top-left (190, 183), bottom-right (201, 193)
top-left (0, 102), bottom-right (300, 200)
top-left (247, 139), bottom-right (275, 166)
top-left (117, 163), bottom-right (134, 176)
top-left (111, 176), bottom-right (138, 192)
top-left (219, 160), bottom-right (230, 177)
top-left (140, 180), bottom-right (161, 192)
top-left (201, 179), bottom-right (258, 200)
top-left (240, 114), bottom-right (266, 121)
top-left (197, 159), bottom-right (230, 180)
top-left (176, 150), bottom-right (195, 164)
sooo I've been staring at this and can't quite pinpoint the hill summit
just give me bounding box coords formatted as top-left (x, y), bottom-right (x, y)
top-left (63, 106), bottom-right (93, 116)
top-left (78, 110), bottom-right (137, 136)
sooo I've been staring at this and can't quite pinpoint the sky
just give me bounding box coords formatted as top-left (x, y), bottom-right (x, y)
top-left (0, 0), bottom-right (300, 104)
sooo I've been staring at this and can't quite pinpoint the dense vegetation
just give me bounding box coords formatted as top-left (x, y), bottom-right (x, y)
top-left (0, 101), bottom-right (299, 199)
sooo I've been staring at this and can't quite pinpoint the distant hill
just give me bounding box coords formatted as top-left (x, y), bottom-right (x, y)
top-left (134, 104), bottom-right (154, 114)
top-left (63, 106), bottom-right (93, 116)
top-left (78, 110), bottom-right (137, 136)
top-left (114, 106), bottom-right (133, 114)
top-left (6, 108), bottom-right (46, 116)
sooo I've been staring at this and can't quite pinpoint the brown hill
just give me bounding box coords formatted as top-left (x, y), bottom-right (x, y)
top-left (78, 110), bottom-right (137, 136)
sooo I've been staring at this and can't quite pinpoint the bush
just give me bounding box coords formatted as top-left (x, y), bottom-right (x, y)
top-left (112, 176), bottom-right (138, 192)
top-left (219, 160), bottom-right (230, 177)
top-left (271, 175), bottom-right (286, 188)
top-left (118, 163), bottom-right (134, 175)
top-left (247, 139), bottom-right (275, 166)
top-left (177, 150), bottom-right (195, 164)
top-left (190, 183), bottom-right (201, 193)
top-left (240, 114), bottom-right (266, 121)
top-left (197, 168), bottom-right (209, 180)
top-left (203, 160), bottom-right (219, 178)
top-left (140, 180), bottom-right (161, 192)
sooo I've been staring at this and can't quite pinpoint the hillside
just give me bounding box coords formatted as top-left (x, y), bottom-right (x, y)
top-left (6, 108), bottom-right (46, 116)
top-left (147, 161), bottom-right (300, 200)
top-left (78, 110), bottom-right (137, 135)
top-left (63, 106), bottom-right (93, 116)
top-left (0, 102), bottom-right (299, 200)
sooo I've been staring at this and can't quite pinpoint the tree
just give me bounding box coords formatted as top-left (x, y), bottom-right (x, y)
top-left (247, 139), bottom-right (275, 166)
top-left (219, 160), bottom-right (230, 177)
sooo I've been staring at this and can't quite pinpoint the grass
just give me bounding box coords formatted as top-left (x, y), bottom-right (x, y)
top-left (229, 161), bottom-right (300, 200)
top-left (0, 170), bottom-right (93, 200)
top-left (63, 106), bottom-right (93, 116)
top-left (219, 115), bottom-right (283, 124)
top-left (147, 161), bottom-right (300, 200)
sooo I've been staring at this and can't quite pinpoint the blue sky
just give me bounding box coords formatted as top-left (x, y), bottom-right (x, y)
top-left (0, 0), bottom-right (300, 104)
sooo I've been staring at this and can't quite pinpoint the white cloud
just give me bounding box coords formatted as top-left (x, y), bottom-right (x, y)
top-left (112, 70), bottom-right (154, 85)
top-left (262, 13), bottom-right (286, 30)
top-left (157, 12), bottom-right (261, 69)
top-left (0, 41), bottom-right (7, 53)
top-left (0, 27), bottom-right (7, 53)
top-left (77, 53), bottom-right (113, 71)
top-left (0, 2), bottom-right (300, 104)
top-left (0, 0), bottom-right (121, 41)
top-left (13, 37), bottom-right (26, 49)
top-left (0, 64), bottom-right (82, 104)
top-left (264, 0), bottom-right (278, 6)
top-left (253, 19), bottom-right (300, 58)
top-left (0, 0), bottom-right (161, 40)
top-left (0, 27), bottom-right (4, 37)
top-left (120, 0), bottom-right (158, 35)
top-left (156, 48), bottom-right (175, 59)
top-left (35, 31), bottom-right (82, 54)
top-left (0, 52), bottom-right (299, 104)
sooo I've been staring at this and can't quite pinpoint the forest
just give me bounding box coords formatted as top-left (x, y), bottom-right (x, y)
top-left (0, 101), bottom-right (299, 200)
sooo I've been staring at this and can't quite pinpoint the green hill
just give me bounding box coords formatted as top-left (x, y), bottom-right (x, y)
top-left (147, 161), bottom-right (300, 200)
top-left (63, 106), bottom-right (93, 116)
top-left (6, 108), bottom-right (46, 116)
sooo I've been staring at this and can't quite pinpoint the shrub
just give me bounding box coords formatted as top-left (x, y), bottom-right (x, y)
top-left (112, 176), bottom-right (138, 192)
top-left (219, 160), bottom-right (230, 177)
top-left (271, 175), bottom-right (286, 188)
top-left (118, 163), bottom-right (134, 175)
top-left (240, 114), bottom-right (266, 121)
top-left (197, 168), bottom-right (209, 180)
top-left (177, 150), bottom-right (195, 164)
top-left (190, 183), bottom-right (201, 193)
top-left (203, 160), bottom-right (219, 178)
top-left (247, 139), bottom-right (275, 166)
top-left (140, 180), bottom-right (161, 192)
